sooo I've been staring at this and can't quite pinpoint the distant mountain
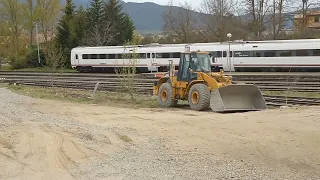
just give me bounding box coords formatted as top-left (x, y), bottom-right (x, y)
top-left (121, 2), bottom-right (167, 34)
top-left (70, 0), bottom-right (295, 34)
top-left (72, 0), bottom-right (174, 34)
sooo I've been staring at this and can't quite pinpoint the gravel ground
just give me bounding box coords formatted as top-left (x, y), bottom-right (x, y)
top-left (0, 87), bottom-right (319, 180)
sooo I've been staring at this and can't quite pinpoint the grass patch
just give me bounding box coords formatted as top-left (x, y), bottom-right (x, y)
top-left (118, 134), bottom-right (132, 142)
top-left (263, 91), bottom-right (320, 98)
top-left (6, 84), bottom-right (160, 109)
top-left (79, 132), bottom-right (95, 141)
top-left (0, 65), bottom-right (12, 71)
top-left (0, 66), bottom-right (76, 73)
top-left (267, 105), bottom-right (278, 109)
top-left (0, 136), bottom-right (13, 150)
top-left (0, 83), bottom-right (9, 88)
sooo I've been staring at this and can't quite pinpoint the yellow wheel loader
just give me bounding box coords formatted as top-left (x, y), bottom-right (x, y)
top-left (153, 51), bottom-right (267, 113)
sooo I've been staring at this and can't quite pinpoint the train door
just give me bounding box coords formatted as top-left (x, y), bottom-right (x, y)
top-left (229, 50), bottom-right (235, 71)
top-left (148, 53), bottom-right (157, 72)
top-left (75, 53), bottom-right (80, 66)
top-left (222, 50), bottom-right (235, 72)
top-left (221, 51), bottom-right (229, 71)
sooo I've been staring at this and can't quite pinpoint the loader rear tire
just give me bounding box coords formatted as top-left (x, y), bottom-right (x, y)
top-left (158, 82), bottom-right (177, 108)
top-left (188, 83), bottom-right (210, 111)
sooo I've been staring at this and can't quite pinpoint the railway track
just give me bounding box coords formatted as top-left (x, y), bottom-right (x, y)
top-left (0, 71), bottom-right (319, 107)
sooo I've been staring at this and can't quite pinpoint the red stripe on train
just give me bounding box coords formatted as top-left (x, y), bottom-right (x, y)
top-left (72, 64), bottom-right (224, 67)
top-left (234, 64), bottom-right (320, 67)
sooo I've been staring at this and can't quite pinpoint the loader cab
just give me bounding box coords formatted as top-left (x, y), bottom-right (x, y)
top-left (177, 52), bottom-right (211, 82)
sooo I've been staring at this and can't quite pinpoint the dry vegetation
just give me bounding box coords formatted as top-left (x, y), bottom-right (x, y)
top-left (1, 85), bottom-right (320, 179)
top-left (263, 90), bottom-right (320, 98)
top-left (160, 0), bottom-right (320, 44)
top-left (7, 84), bottom-right (160, 109)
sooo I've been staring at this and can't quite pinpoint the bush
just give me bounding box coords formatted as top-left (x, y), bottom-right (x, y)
top-left (25, 45), bottom-right (46, 67)
top-left (9, 55), bottom-right (28, 69)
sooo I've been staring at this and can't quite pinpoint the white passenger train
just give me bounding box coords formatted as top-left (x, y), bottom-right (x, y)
top-left (70, 38), bottom-right (320, 73)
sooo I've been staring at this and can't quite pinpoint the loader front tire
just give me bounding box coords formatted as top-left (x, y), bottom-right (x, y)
top-left (158, 82), bottom-right (177, 108)
top-left (188, 83), bottom-right (210, 111)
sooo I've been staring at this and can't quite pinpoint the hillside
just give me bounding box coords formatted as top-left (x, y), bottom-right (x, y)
top-left (71, 0), bottom-right (295, 34)
top-left (121, 2), bottom-right (166, 34)
top-left (73, 0), bottom-right (171, 34)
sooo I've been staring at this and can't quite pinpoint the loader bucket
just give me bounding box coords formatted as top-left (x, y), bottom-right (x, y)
top-left (210, 84), bottom-right (267, 113)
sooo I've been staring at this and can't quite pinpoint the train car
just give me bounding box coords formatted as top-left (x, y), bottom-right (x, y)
top-left (71, 43), bottom-right (190, 73)
top-left (71, 38), bottom-right (320, 73)
top-left (231, 40), bottom-right (320, 72)
top-left (190, 38), bottom-right (320, 72)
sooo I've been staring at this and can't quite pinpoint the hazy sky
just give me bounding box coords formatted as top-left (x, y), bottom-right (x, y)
top-left (122, 0), bottom-right (202, 7)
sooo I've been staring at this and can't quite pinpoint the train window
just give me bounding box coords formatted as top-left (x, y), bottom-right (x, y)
top-left (122, 54), bottom-right (133, 59)
top-left (109, 54), bottom-right (115, 59)
top-left (252, 51), bottom-right (261, 57)
top-left (139, 53), bottom-right (146, 58)
top-left (76, 54), bottom-right (78, 59)
top-left (173, 52), bottom-right (180, 58)
top-left (147, 53), bottom-right (150, 58)
top-left (222, 51), bottom-right (233, 57)
top-left (279, 50), bottom-right (291, 56)
top-left (156, 53), bottom-right (162, 58)
top-left (90, 54), bottom-right (98, 59)
top-left (234, 51), bottom-right (250, 57)
top-left (223, 51), bottom-right (227, 57)
top-left (313, 49), bottom-right (320, 56)
top-left (162, 53), bottom-right (170, 58)
top-left (296, 50), bottom-right (309, 56)
top-left (209, 52), bottom-right (217, 57)
top-left (217, 51), bottom-right (222, 57)
top-left (100, 54), bottom-right (107, 59)
top-left (152, 53), bottom-right (156, 58)
top-left (264, 51), bottom-right (276, 57)
top-left (82, 54), bottom-right (89, 59)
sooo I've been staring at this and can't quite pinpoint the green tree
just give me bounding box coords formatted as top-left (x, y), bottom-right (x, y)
top-left (21, 0), bottom-right (37, 45)
top-left (0, 0), bottom-right (24, 58)
top-left (121, 14), bottom-right (135, 44)
top-left (87, 0), bottom-right (104, 27)
top-left (36, 0), bottom-right (62, 53)
top-left (104, 0), bottom-right (135, 45)
top-left (55, 0), bottom-right (77, 67)
top-left (84, 0), bottom-right (116, 46)
top-left (73, 5), bottom-right (89, 46)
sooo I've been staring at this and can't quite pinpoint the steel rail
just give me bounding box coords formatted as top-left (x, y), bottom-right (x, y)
top-left (0, 72), bottom-right (320, 106)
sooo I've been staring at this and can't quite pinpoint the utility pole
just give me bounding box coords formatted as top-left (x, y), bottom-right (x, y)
top-left (273, 0), bottom-right (276, 39)
top-left (33, 22), bottom-right (40, 65)
top-left (227, 33), bottom-right (232, 72)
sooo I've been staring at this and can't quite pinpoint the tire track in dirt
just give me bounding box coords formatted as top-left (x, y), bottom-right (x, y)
top-left (42, 128), bottom-right (70, 173)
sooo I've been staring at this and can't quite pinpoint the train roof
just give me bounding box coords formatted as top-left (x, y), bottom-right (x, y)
top-left (71, 38), bottom-right (320, 52)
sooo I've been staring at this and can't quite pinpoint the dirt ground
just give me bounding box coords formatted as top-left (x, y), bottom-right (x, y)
top-left (1, 89), bottom-right (320, 179)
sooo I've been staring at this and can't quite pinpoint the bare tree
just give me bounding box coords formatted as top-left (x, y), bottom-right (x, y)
top-left (84, 21), bottom-right (117, 46)
top-left (21, 0), bottom-right (37, 45)
top-left (162, 0), bottom-right (198, 43)
top-left (268, 0), bottom-right (287, 39)
top-left (36, 0), bottom-right (62, 54)
top-left (45, 41), bottom-right (66, 87)
top-left (242, 0), bottom-right (271, 40)
top-left (114, 32), bottom-right (140, 101)
top-left (0, 0), bottom-right (24, 57)
top-left (288, 0), bottom-right (320, 38)
top-left (199, 0), bottom-right (246, 42)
